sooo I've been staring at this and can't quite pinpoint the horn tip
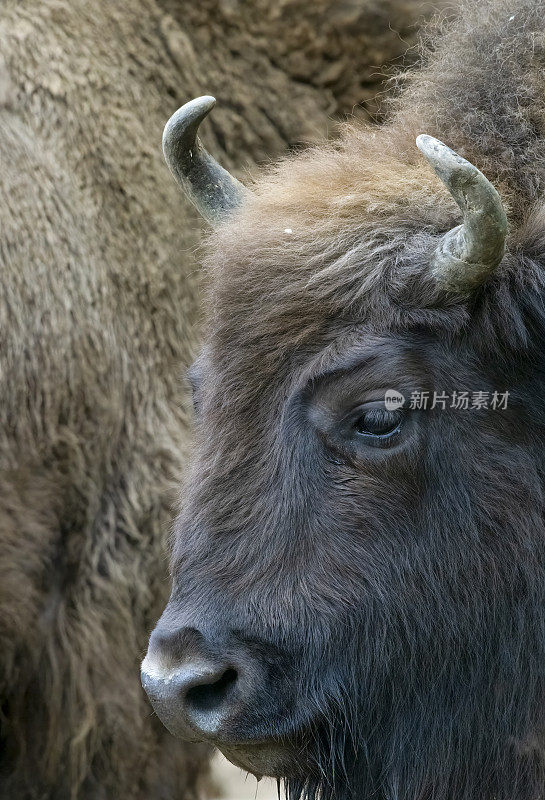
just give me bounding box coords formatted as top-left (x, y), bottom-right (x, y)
top-left (416, 133), bottom-right (444, 159)
top-left (162, 95), bottom-right (217, 165)
top-left (416, 133), bottom-right (434, 148)
top-left (415, 133), bottom-right (473, 183)
top-left (189, 94), bottom-right (217, 113)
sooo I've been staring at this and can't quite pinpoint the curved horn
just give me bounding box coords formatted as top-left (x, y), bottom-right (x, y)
top-left (162, 95), bottom-right (248, 225)
top-left (416, 135), bottom-right (507, 293)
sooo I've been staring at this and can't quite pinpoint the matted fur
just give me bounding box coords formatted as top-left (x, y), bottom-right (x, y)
top-left (157, 1), bottom-right (545, 799)
top-left (0, 3), bottom-right (208, 795)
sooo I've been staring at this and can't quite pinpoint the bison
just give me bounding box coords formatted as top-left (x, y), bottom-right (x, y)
top-left (0, 1), bottom-right (435, 797)
top-left (0, 1), bottom-right (438, 797)
top-left (142, 0), bottom-right (545, 798)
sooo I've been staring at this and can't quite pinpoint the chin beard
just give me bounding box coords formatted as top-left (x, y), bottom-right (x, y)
top-left (284, 760), bottom-right (379, 800)
top-left (281, 713), bottom-right (379, 800)
top-left (284, 778), bottom-right (358, 800)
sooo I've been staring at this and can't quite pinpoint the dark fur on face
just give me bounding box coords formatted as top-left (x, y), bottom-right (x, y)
top-left (165, 1), bottom-right (545, 797)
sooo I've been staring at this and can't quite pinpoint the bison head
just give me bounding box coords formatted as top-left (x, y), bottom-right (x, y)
top-left (142, 97), bottom-right (545, 800)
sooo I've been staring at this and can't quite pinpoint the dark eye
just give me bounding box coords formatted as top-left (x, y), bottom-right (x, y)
top-left (354, 408), bottom-right (403, 438)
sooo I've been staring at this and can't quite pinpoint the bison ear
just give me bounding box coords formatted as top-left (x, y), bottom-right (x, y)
top-left (416, 135), bottom-right (507, 293)
top-left (162, 96), bottom-right (249, 225)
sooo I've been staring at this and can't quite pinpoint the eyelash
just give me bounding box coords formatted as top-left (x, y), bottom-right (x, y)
top-left (354, 408), bottom-right (404, 439)
top-left (339, 402), bottom-right (407, 451)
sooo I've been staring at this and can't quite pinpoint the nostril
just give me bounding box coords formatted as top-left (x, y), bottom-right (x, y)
top-left (185, 667), bottom-right (238, 715)
top-left (142, 624), bottom-right (248, 738)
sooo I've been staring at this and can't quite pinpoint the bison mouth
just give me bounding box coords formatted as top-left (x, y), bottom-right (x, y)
top-left (218, 727), bottom-right (359, 800)
top-left (218, 738), bottom-right (309, 780)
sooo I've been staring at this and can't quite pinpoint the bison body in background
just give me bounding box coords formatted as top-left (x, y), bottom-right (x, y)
top-left (0, 0), bottom-right (434, 797)
top-left (144, 1), bottom-right (545, 799)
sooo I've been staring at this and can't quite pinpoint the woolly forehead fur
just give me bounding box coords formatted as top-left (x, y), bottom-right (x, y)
top-left (201, 140), bottom-right (462, 378)
top-left (201, 0), bottom-right (545, 385)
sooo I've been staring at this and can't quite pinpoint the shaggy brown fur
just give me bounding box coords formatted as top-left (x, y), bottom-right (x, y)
top-left (203, 0), bottom-right (545, 356)
top-left (0, 0), bottom-right (436, 797)
top-left (146, 1), bottom-right (545, 799)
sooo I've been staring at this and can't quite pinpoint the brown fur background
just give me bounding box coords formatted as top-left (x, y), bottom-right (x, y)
top-left (0, 1), bottom-right (440, 798)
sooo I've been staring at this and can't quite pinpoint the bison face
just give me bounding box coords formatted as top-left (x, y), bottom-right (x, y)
top-left (143, 323), bottom-right (545, 796)
top-left (143, 99), bottom-right (545, 799)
